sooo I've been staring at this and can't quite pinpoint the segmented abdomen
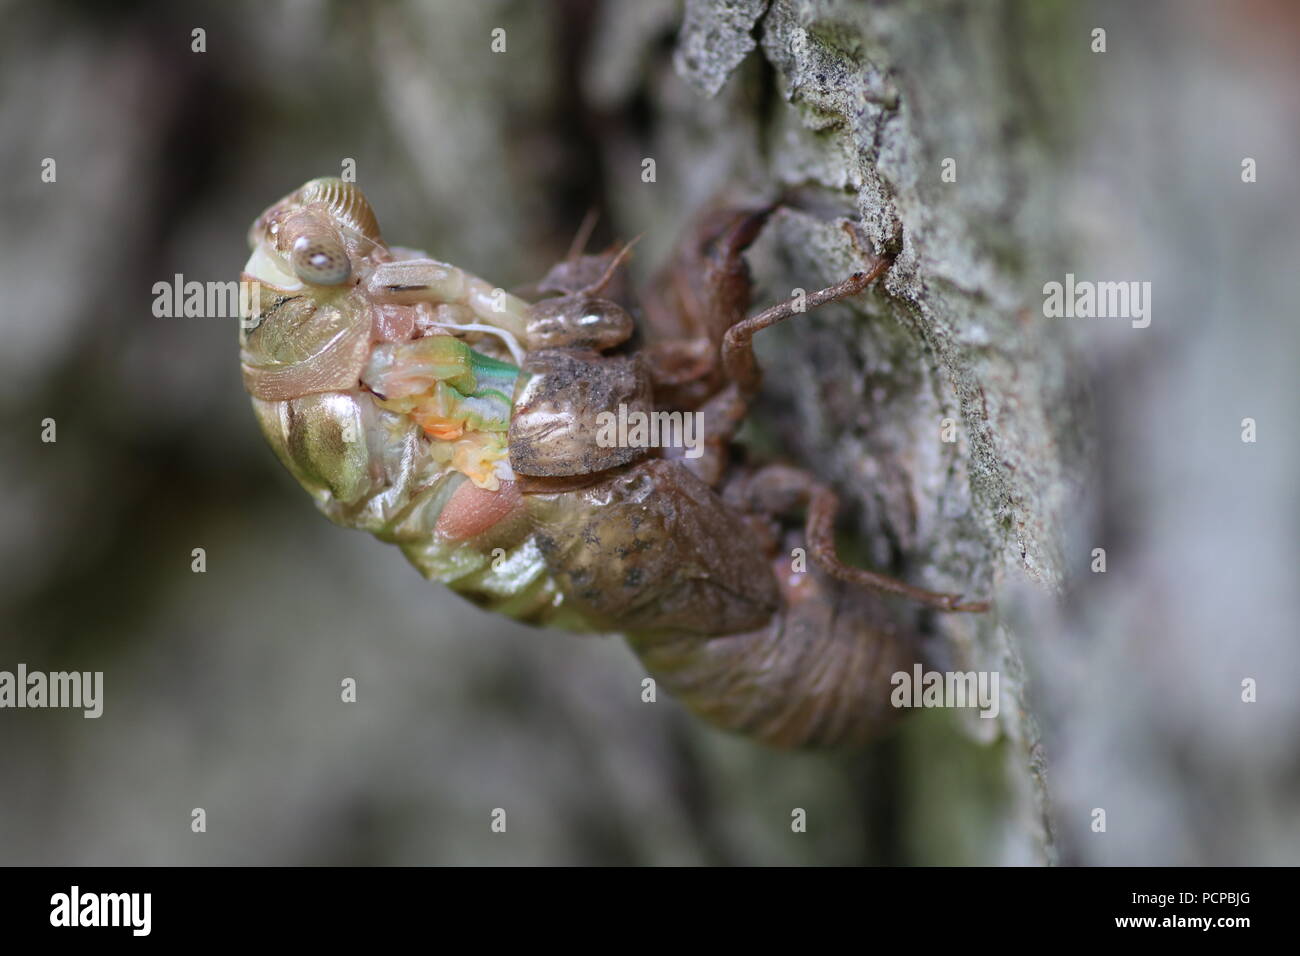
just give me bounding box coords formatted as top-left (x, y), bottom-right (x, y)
top-left (625, 566), bottom-right (916, 748)
top-left (253, 386), bottom-right (918, 747)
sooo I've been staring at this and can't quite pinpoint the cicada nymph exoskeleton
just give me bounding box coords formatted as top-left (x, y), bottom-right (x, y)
top-left (239, 178), bottom-right (988, 747)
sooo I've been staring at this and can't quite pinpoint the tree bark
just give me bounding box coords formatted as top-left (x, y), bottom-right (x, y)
top-left (599, 0), bottom-right (1083, 862)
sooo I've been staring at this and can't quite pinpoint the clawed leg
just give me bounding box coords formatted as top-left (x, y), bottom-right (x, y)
top-left (692, 259), bottom-right (892, 482)
top-left (722, 252), bottom-right (894, 395)
top-left (652, 208), bottom-right (895, 483)
top-left (649, 209), bottom-right (985, 612)
top-left (680, 383), bottom-right (748, 487)
top-left (641, 206), bottom-right (773, 407)
top-left (730, 464), bottom-right (990, 614)
top-left (806, 484), bottom-right (990, 613)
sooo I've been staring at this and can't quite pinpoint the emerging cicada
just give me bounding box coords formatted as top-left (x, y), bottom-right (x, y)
top-left (239, 178), bottom-right (987, 748)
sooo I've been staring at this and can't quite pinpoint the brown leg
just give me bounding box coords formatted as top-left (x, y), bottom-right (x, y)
top-left (806, 484), bottom-right (990, 613)
top-left (681, 250), bottom-right (895, 481)
top-left (722, 253), bottom-right (894, 395)
top-left (732, 464), bottom-right (990, 614)
top-left (641, 207), bottom-right (773, 406)
top-left (654, 213), bottom-right (980, 611)
top-left (680, 383), bottom-right (749, 488)
top-left (650, 211), bottom-right (895, 484)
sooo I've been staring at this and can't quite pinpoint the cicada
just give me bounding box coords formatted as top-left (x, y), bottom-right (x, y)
top-left (238, 178), bottom-right (987, 748)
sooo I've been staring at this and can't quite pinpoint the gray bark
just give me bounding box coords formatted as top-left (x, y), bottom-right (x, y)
top-left (629, 0), bottom-right (1078, 862)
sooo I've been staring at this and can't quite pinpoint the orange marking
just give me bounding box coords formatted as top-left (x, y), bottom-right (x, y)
top-left (413, 412), bottom-right (465, 441)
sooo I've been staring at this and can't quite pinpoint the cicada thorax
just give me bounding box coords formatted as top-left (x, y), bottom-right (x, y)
top-left (240, 288), bottom-right (372, 402)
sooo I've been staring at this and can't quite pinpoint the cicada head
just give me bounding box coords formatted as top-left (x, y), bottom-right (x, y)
top-left (239, 179), bottom-right (386, 402)
top-left (242, 178), bottom-right (385, 295)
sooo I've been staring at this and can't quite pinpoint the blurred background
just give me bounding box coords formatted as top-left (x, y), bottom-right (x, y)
top-left (0, 0), bottom-right (1297, 865)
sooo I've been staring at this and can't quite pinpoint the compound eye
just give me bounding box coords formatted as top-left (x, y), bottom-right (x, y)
top-left (291, 234), bottom-right (351, 285)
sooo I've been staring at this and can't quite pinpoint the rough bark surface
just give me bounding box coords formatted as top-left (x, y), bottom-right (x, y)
top-left (625, 0), bottom-right (1084, 862)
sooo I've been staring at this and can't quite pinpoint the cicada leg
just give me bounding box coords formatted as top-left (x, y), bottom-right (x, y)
top-left (650, 209), bottom-right (985, 612)
top-left (640, 207), bottom-right (773, 406)
top-left (682, 257), bottom-right (895, 486)
top-left (728, 463), bottom-right (990, 614)
top-left (720, 255), bottom-right (893, 396)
